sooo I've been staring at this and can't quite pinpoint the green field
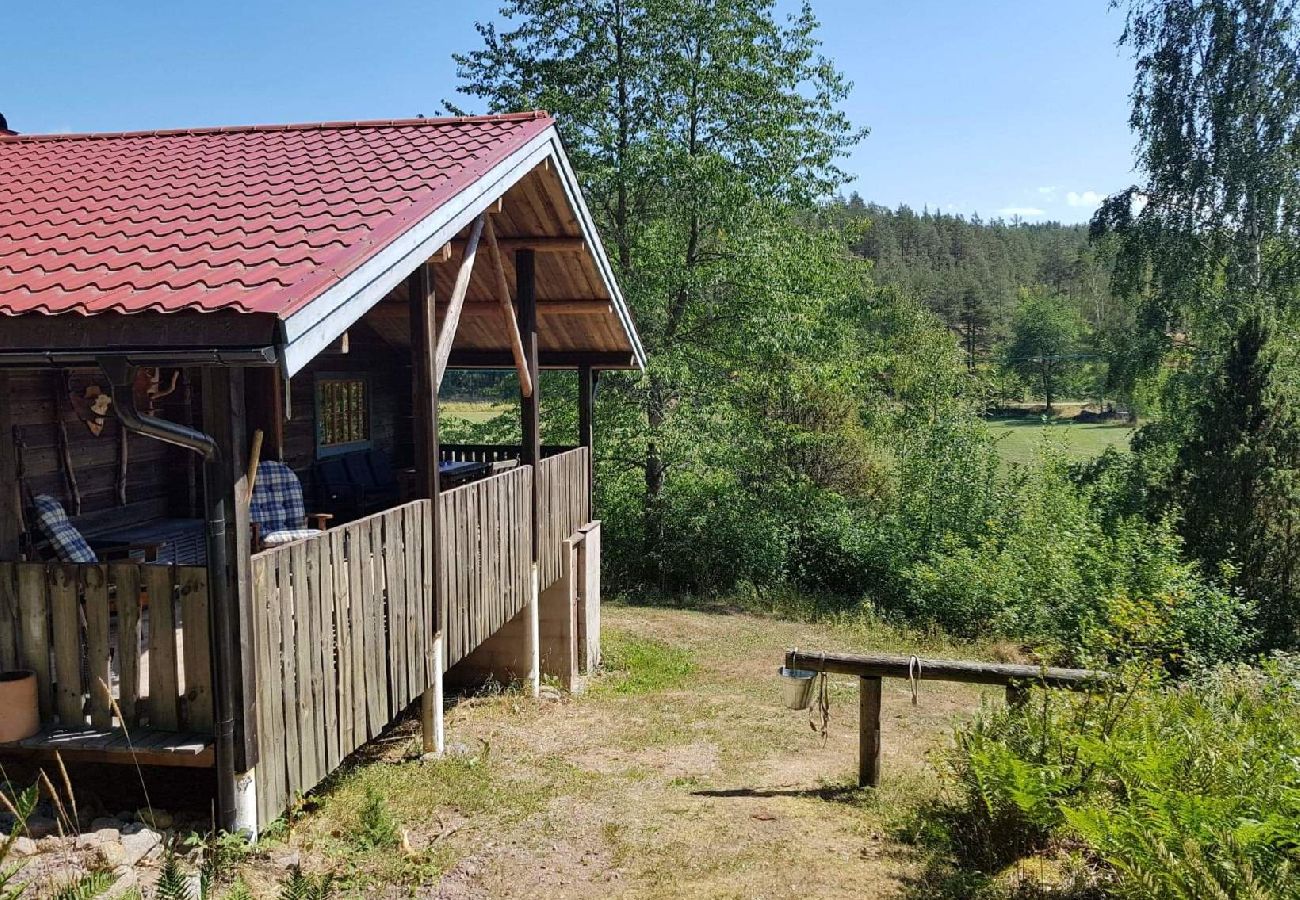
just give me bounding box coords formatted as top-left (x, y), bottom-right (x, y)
top-left (440, 399), bottom-right (510, 424)
top-left (987, 415), bottom-right (1135, 466)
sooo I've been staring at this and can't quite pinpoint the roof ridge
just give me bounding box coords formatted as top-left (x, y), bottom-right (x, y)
top-left (0, 111), bottom-right (551, 143)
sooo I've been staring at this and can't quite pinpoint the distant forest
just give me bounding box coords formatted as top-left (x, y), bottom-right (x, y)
top-left (835, 196), bottom-right (1125, 408)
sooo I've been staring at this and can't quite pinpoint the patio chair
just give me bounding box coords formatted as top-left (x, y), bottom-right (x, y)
top-left (250, 461), bottom-right (333, 550)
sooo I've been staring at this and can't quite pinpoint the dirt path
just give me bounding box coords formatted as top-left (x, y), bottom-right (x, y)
top-left (239, 605), bottom-right (1000, 899)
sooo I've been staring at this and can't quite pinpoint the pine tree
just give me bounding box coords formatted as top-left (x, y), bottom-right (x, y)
top-left (1175, 314), bottom-right (1300, 645)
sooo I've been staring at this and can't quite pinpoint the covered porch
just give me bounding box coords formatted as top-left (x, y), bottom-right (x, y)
top-left (0, 113), bottom-right (643, 833)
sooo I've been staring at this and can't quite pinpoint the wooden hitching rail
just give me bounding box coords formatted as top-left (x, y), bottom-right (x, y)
top-left (439, 465), bottom-right (532, 668)
top-left (0, 562), bottom-right (212, 734)
top-left (785, 650), bottom-right (1113, 788)
top-left (537, 447), bottom-right (590, 590)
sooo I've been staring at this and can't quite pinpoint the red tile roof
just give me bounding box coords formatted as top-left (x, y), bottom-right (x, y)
top-left (0, 113), bottom-right (553, 318)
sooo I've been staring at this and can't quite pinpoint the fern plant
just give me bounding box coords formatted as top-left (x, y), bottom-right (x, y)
top-left (278, 865), bottom-right (334, 900)
top-left (155, 846), bottom-right (192, 900)
top-left (47, 871), bottom-right (114, 900)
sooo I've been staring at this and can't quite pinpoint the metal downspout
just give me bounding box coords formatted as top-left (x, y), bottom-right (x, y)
top-left (97, 357), bottom-right (239, 832)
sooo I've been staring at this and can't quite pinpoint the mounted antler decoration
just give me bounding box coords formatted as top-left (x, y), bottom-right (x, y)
top-left (132, 367), bottom-right (180, 415)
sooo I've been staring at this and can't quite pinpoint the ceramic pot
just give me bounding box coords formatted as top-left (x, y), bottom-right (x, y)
top-left (0, 670), bottom-right (39, 742)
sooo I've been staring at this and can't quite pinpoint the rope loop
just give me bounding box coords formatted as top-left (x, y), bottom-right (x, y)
top-left (908, 655), bottom-right (922, 706)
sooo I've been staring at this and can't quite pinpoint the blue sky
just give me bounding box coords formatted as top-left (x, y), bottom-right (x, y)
top-left (0, 0), bottom-right (1137, 225)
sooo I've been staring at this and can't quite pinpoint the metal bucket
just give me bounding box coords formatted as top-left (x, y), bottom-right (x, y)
top-left (778, 666), bottom-right (817, 710)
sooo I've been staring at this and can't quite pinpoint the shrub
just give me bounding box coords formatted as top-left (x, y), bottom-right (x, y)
top-left (929, 658), bottom-right (1300, 898)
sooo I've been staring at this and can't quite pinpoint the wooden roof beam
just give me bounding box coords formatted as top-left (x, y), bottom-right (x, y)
top-left (442, 236), bottom-right (586, 254)
top-left (433, 213), bottom-right (485, 389)
top-left (483, 216), bottom-right (534, 398)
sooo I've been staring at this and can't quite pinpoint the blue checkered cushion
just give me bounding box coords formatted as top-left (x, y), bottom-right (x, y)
top-left (32, 494), bottom-right (97, 563)
top-left (251, 461), bottom-right (319, 544)
top-left (262, 528), bottom-right (322, 546)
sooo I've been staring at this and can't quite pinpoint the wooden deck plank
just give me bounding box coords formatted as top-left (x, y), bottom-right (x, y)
top-left (0, 725), bottom-right (215, 768)
top-left (276, 548), bottom-right (302, 799)
top-left (111, 563), bottom-right (142, 727)
top-left (49, 565), bottom-right (83, 725)
top-left (179, 567), bottom-right (213, 732)
top-left (144, 564), bottom-right (179, 730)
top-left (83, 565), bottom-right (112, 728)
top-left (0, 564), bottom-right (17, 671)
top-left (291, 541), bottom-right (321, 791)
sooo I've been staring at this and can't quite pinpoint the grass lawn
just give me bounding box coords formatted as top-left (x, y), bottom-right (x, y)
top-left (987, 415), bottom-right (1135, 467)
top-left (228, 604), bottom-right (1002, 898)
top-left (441, 399), bottom-right (511, 425)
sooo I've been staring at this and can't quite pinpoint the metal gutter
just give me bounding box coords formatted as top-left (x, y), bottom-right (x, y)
top-left (0, 347), bottom-right (277, 369)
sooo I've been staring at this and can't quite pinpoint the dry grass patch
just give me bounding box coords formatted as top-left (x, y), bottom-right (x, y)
top-left (234, 603), bottom-right (1002, 898)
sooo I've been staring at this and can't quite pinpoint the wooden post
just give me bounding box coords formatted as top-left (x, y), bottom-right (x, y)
top-left (201, 368), bottom-right (258, 786)
top-left (518, 248), bottom-right (541, 697)
top-left (0, 373), bottom-right (19, 561)
top-left (409, 261), bottom-right (445, 754)
top-left (859, 676), bottom-right (882, 788)
top-left (578, 365), bottom-right (594, 521)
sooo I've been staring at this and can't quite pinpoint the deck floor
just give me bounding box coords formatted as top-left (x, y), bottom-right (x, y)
top-left (0, 725), bottom-right (213, 768)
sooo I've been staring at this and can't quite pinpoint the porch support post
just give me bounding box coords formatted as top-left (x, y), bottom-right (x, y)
top-left (409, 261), bottom-right (445, 756)
top-left (518, 248), bottom-right (541, 697)
top-left (200, 366), bottom-right (258, 833)
top-left (578, 365), bottom-right (594, 521)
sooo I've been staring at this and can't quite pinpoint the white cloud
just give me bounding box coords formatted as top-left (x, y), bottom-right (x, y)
top-left (1066, 190), bottom-right (1104, 208)
top-left (1037, 186), bottom-right (1058, 198)
top-left (998, 206), bottom-right (1046, 217)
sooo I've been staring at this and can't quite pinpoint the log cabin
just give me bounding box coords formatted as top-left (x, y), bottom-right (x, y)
top-left (0, 113), bottom-right (645, 834)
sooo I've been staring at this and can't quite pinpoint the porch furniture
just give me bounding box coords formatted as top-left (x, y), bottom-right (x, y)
top-left (314, 448), bottom-right (400, 519)
top-left (249, 461), bottom-right (332, 550)
top-left (440, 459), bottom-right (491, 486)
top-left (29, 494), bottom-right (164, 563)
top-left (90, 518), bottom-right (206, 565)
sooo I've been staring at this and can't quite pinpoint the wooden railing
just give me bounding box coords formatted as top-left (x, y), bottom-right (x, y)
top-left (537, 448), bottom-right (591, 589)
top-left (439, 444), bottom-right (578, 465)
top-left (249, 500), bottom-right (435, 826)
top-left (0, 562), bottom-right (212, 732)
top-left (439, 466), bottom-right (532, 668)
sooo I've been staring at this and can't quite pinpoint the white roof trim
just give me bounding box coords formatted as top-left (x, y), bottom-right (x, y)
top-left (279, 124), bottom-right (645, 376)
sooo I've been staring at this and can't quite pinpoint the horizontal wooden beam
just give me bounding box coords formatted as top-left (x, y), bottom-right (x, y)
top-left (443, 236), bottom-right (586, 255)
top-left (369, 300), bottom-right (613, 321)
top-left (785, 650), bottom-right (1112, 690)
top-left (446, 350), bottom-right (639, 370)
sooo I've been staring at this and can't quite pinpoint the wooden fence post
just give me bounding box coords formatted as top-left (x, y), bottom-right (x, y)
top-left (859, 676), bottom-right (882, 788)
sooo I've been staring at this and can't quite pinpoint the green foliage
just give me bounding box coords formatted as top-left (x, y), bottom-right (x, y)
top-left (278, 866), bottom-right (335, 900)
top-left (47, 871), bottom-right (113, 900)
top-left (155, 846), bottom-right (191, 900)
top-left (1003, 289), bottom-right (1086, 411)
top-left (351, 785), bottom-right (398, 851)
top-left (0, 784), bottom-right (38, 900)
top-left (930, 658), bottom-right (1300, 898)
top-left (1173, 314), bottom-right (1300, 646)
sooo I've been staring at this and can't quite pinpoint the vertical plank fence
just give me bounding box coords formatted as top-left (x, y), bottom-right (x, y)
top-left (537, 448), bottom-right (590, 590)
top-left (0, 562), bottom-right (211, 733)
top-left (249, 500), bottom-right (436, 827)
top-left (439, 466), bottom-right (532, 668)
